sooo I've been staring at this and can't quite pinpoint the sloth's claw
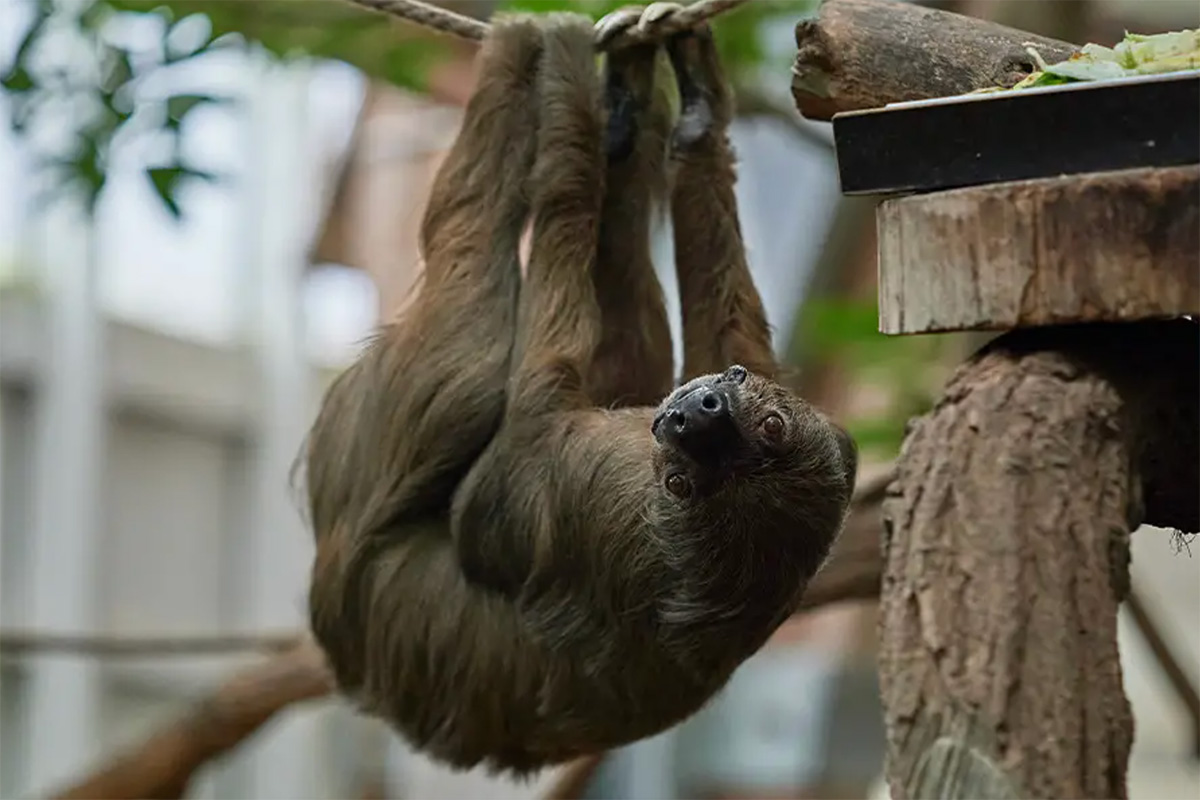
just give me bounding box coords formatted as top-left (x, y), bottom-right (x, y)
top-left (595, 7), bottom-right (641, 46)
top-left (597, 2), bottom-right (688, 45)
top-left (638, 2), bottom-right (682, 33)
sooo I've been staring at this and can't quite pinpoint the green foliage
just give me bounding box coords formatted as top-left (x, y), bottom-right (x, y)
top-left (109, 0), bottom-right (461, 93)
top-left (799, 297), bottom-right (951, 458)
top-left (2, 0), bottom-right (234, 217)
top-left (4, 0), bottom-right (813, 219)
top-left (498, 0), bottom-right (813, 78)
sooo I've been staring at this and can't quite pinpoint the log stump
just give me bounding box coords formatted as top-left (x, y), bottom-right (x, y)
top-left (791, 0), bottom-right (1077, 121)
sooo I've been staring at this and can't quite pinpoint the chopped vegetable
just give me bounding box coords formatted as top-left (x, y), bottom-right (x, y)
top-left (998, 28), bottom-right (1199, 92)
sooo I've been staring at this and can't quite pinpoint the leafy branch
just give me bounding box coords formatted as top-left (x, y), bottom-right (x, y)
top-left (2, 0), bottom-right (234, 217)
top-left (4, 0), bottom-right (814, 220)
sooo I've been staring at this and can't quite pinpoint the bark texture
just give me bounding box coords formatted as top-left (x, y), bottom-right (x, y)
top-left (879, 319), bottom-right (1198, 800)
top-left (877, 166), bottom-right (1200, 334)
top-left (791, 0), bottom-right (1078, 120)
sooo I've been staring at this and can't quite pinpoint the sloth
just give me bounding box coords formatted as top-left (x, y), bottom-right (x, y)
top-left (303, 6), bottom-right (858, 775)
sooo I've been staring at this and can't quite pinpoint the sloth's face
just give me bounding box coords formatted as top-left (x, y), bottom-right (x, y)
top-left (650, 365), bottom-right (856, 508)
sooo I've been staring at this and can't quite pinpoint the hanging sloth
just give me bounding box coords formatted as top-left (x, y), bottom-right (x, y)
top-left (301, 4), bottom-right (858, 775)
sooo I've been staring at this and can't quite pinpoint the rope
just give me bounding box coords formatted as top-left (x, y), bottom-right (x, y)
top-left (344, 0), bottom-right (751, 47)
top-left (349, 0), bottom-right (490, 40)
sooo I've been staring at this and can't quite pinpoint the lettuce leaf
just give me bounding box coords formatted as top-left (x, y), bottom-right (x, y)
top-left (1011, 28), bottom-right (1199, 91)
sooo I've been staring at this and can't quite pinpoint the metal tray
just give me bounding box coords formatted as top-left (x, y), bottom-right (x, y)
top-left (831, 70), bottom-right (1200, 195)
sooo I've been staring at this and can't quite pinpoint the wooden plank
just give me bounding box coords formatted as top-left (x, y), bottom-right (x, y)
top-left (791, 0), bottom-right (1077, 121)
top-left (876, 165), bottom-right (1200, 334)
top-left (833, 71), bottom-right (1200, 195)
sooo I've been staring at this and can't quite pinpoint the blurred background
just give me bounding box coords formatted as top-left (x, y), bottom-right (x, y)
top-left (0, 0), bottom-right (1197, 798)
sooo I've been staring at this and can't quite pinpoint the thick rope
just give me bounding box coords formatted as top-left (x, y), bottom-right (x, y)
top-left (345, 0), bottom-right (750, 47)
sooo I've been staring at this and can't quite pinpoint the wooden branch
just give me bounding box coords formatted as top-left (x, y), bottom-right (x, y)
top-left (1125, 590), bottom-right (1200, 760)
top-left (0, 631), bottom-right (300, 657)
top-left (878, 319), bottom-right (1198, 799)
top-left (36, 456), bottom-right (1192, 800)
top-left (48, 637), bottom-right (334, 800)
top-left (31, 473), bottom-right (895, 800)
top-left (542, 754), bottom-right (606, 800)
top-left (791, 0), bottom-right (1079, 120)
top-left (5, 471), bottom-right (895, 664)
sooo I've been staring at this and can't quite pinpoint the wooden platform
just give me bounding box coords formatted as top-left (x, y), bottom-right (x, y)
top-left (832, 71), bottom-right (1200, 196)
top-left (876, 164), bottom-right (1200, 334)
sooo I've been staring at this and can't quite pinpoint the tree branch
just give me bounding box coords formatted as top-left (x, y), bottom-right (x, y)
top-left (27, 473), bottom-right (895, 800)
top-left (48, 637), bottom-right (333, 800)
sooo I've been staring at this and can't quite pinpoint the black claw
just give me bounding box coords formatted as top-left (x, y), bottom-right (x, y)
top-left (605, 72), bottom-right (638, 161)
top-left (665, 32), bottom-right (713, 149)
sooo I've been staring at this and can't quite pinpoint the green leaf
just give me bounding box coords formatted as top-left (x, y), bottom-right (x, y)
top-left (1, 65), bottom-right (37, 93)
top-left (166, 92), bottom-right (226, 122)
top-left (4, 8), bottom-right (49, 95)
top-left (146, 165), bottom-right (186, 218)
top-left (144, 163), bottom-right (218, 219)
top-left (107, 0), bottom-right (814, 94)
top-left (44, 137), bottom-right (108, 214)
top-left (109, 0), bottom-right (458, 90)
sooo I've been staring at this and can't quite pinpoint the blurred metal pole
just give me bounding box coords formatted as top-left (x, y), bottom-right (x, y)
top-left (23, 198), bottom-right (104, 794)
top-left (230, 51), bottom-right (330, 799)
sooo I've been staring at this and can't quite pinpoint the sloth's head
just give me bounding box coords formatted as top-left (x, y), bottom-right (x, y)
top-left (650, 364), bottom-right (857, 544)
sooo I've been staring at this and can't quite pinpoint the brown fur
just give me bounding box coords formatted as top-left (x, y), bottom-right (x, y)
top-left (303, 12), bottom-right (857, 775)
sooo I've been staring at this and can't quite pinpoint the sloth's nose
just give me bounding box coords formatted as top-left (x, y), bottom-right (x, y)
top-left (661, 388), bottom-right (734, 459)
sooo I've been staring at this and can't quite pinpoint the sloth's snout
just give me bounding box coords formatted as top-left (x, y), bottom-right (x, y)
top-left (668, 387), bottom-right (727, 431)
top-left (655, 386), bottom-right (737, 461)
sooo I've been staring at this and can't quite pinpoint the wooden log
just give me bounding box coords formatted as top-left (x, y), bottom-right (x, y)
top-left (791, 0), bottom-right (1078, 121)
top-left (879, 319), bottom-right (1198, 800)
top-left (877, 165), bottom-right (1200, 334)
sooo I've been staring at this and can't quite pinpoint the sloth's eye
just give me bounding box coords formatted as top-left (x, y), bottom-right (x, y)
top-left (665, 473), bottom-right (690, 498)
top-left (761, 413), bottom-right (785, 440)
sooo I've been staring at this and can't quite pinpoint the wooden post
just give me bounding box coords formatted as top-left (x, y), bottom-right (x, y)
top-left (800, 3), bottom-right (1199, 793)
top-left (879, 320), bottom-right (1198, 799)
